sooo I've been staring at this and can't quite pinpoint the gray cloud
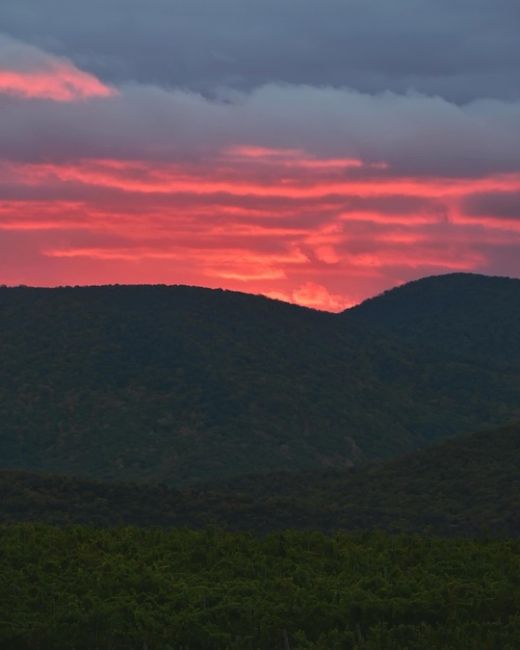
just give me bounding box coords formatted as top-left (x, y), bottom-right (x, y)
top-left (1, 73), bottom-right (519, 177)
top-left (0, 32), bottom-right (58, 72)
top-left (0, 0), bottom-right (519, 103)
top-left (463, 191), bottom-right (520, 219)
top-left (477, 243), bottom-right (520, 278)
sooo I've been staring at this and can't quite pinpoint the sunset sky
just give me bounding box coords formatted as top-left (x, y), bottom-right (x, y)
top-left (1, 1), bottom-right (519, 310)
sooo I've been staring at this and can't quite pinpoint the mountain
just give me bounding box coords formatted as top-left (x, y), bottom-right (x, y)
top-left (0, 273), bottom-right (519, 484)
top-left (346, 273), bottom-right (520, 366)
top-left (1, 422), bottom-right (518, 536)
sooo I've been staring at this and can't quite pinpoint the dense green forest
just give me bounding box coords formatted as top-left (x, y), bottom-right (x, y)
top-left (0, 273), bottom-right (519, 485)
top-left (1, 526), bottom-right (518, 649)
top-left (2, 422), bottom-right (518, 537)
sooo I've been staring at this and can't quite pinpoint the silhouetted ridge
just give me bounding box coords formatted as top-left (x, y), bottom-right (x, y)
top-left (0, 273), bottom-right (518, 485)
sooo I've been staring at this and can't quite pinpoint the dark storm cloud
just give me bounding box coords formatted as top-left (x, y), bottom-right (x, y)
top-left (1, 0), bottom-right (519, 103)
top-left (463, 191), bottom-right (520, 220)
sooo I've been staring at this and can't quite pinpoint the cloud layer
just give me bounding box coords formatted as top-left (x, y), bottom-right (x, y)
top-left (0, 13), bottom-right (519, 309)
top-left (2, 0), bottom-right (519, 102)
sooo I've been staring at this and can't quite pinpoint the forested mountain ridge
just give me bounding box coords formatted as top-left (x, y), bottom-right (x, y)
top-left (0, 273), bottom-right (519, 485)
top-left (1, 422), bottom-right (519, 537)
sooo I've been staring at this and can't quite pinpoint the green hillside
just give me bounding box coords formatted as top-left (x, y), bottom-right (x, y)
top-left (2, 422), bottom-right (518, 537)
top-left (0, 274), bottom-right (518, 484)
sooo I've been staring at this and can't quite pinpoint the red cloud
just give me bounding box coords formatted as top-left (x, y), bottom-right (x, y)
top-left (11, 157), bottom-right (520, 202)
top-left (1, 146), bottom-right (519, 311)
top-left (0, 35), bottom-right (116, 102)
top-left (0, 64), bottom-right (116, 101)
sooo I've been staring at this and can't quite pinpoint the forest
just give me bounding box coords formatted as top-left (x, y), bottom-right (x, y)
top-left (1, 526), bottom-right (519, 649)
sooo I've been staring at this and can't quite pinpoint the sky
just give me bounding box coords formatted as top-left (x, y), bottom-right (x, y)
top-left (0, 1), bottom-right (519, 310)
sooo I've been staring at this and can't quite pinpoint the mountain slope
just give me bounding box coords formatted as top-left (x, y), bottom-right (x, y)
top-left (207, 420), bottom-right (520, 536)
top-left (0, 274), bottom-right (519, 484)
top-left (1, 422), bottom-right (518, 536)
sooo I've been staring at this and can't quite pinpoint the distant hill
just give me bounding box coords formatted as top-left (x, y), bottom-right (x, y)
top-left (1, 422), bottom-right (518, 537)
top-left (0, 273), bottom-right (519, 484)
